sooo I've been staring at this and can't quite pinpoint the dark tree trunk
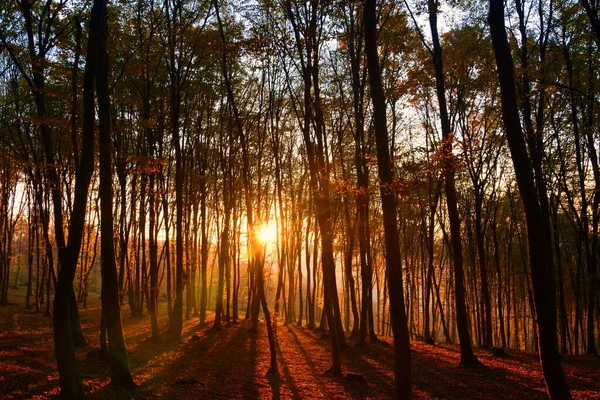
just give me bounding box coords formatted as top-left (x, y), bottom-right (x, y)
top-left (199, 169), bottom-right (208, 324)
top-left (214, 0), bottom-right (278, 374)
top-left (214, 221), bottom-right (229, 330)
top-left (579, 0), bottom-right (600, 48)
top-left (343, 198), bottom-right (359, 337)
top-left (488, 0), bottom-right (572, 397)
top-left (563, 39), bottom-right (599, 356)
top-left (474, 193), bottom-right (493, 347)
top-left (492, 210), bottom-right (507, 348)
top-left (149, 173), bottom-right (159, 338)
top-left (427, 0), bottom-right (479, 365)
top-left (16, 0), bottom-right (103, 390)
top-left (96, 1), bottom-right (135, 387)
top-left (284, 0), bottom-right (344, 372)
top-left (166, 0), bottom-right (184, 340)
top-left (364, 0), bottom-right (412, 396)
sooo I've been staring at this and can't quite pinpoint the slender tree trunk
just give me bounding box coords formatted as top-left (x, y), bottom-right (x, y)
top-left (166, 0), bottom-right (184, 340)
top-left (427, 0), bottom-right (479, 365)
top-left (17, 0), bottom-right (100, 390)
top-left (364, 0), bottom-right (412, 396)
top-left (492, 211), bottom-right (506, 348)
top-left (489, 1), bottom-right (571, 396)
top-left (564, 40), bottom-right (599, 356)
top-left (96, 8), bottom-right (135, 385)
top-left (214, 0), bottom-right (278, 374)
top-left (199, 172), bottom-right (208, 324)
top-left (474, 193), bottom-right (493, 347)
top-left (214, 217), bottom-right (229, 331)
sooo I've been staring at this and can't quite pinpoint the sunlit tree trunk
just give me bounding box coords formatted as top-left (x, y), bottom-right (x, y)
top-left (284, 0), bottom-right (344, 372)
top-left (214, 0), bottom-right (277, 373)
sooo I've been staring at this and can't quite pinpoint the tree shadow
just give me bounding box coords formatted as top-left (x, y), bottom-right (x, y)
top-left (285, 326), bottom-right (378, 399)
top-left (410, 343), bottom-right (547, 399)
top-left (141, 321), bottom-right (262, 399)
top-left (266, 334), bottom-right (303, 400)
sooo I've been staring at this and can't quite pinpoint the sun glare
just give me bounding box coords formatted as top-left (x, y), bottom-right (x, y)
top-left (257, 223), bottom-right (277, 244)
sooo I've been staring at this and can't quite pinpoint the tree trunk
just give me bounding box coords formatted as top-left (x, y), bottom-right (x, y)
top-left (364, 0), bottom-right (412, 396)
top-left (96, 2), bottom-right (135, 386)
top-left (488, 1), bottom-right (572, 396)
top-left (426, 0), bottom-right (480, 365)
top-left (199, 170), bottom-right (208, 324)
top-left (166, 0), bottom-right (184, 340)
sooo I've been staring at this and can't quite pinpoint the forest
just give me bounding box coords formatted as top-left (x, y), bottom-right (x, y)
top-left (0, 0), bottom-right (599, 398)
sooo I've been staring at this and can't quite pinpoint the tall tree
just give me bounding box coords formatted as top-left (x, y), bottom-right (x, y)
top-left (364, 0), bottom-right (412, 397)
top-left (488, 0), bottom-right (572, 397)
top-left (284, 0), bottom-right (346, 373)
top-left (426, 0), bottom-right (482, 361)
top-left (213, 0), bottom-right (278, 373)
top-left (96, 0), bottom-right (135, 387)
top-left (0, 0), bottom-right (99, 395)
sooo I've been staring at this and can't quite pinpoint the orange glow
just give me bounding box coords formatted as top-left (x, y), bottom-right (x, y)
top-left (257, 222), bottom-right (277, 244)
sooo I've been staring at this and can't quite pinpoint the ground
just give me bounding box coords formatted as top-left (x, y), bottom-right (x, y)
top-left (1, 288), bottom-right (599, 399)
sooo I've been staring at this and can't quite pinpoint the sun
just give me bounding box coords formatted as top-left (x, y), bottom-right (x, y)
top-left (257, 222), bottom-right (277, 244)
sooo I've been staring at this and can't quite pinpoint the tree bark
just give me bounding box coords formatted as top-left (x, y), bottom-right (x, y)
top-left (364, 0), bottom-right (412, 396)
top-left (427, 0), bottom-right (480, 364)
top-left (96, 0), bottom-right (135, 386)
top-left (488, 0), bottom-right (572, 397)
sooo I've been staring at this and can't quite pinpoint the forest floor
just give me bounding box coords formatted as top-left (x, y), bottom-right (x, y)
top-left (1, 287), bottom-right (599, 399)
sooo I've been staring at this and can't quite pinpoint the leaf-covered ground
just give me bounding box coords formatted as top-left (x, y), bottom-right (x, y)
top-left (1, 288), bottom-right (599, 399)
